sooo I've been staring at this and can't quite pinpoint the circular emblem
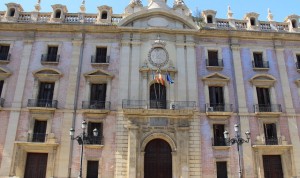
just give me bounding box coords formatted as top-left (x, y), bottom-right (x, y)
top-left (148, 47), bottom-right (169, 68)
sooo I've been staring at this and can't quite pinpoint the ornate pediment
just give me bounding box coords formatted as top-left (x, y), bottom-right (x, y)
top-left (84, 69), bottom-right (113, 83)
top-left (250, 74), bottom-right (276, 87)
top-left (202, 72), bottom-right (230, 86)
top-left (0, 67), bottom-right (12, 80)
top-left (33, 68), bottom-right (62, 82)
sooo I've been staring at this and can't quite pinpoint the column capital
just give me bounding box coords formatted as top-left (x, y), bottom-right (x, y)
top-left (231, 44), bottom-right (240, 50)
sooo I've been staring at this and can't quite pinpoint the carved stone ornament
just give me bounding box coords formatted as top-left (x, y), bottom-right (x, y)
top-left (148, 37), bottom-right (169, 68)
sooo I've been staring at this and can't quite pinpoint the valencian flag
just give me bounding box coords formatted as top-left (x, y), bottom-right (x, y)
top-left (166, 73), bottom-right (174, 84)
top-left (152, 71), bottom-right (165, 85)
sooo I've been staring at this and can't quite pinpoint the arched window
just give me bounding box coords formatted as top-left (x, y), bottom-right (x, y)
top-left (207, 15), bottom-right (213, 23)
top-left (250, 17), bottom-right (256, 26)
top-left (9, 8), bottom-right (15, 17)
top-left (150, 83), bottom-right (166, 109)
top-left (101, 11), bottom-right (108, 19)
top-left (55, 10), bottom-right (61, 18)
top-left (292, 19), bottom-right (297, 28)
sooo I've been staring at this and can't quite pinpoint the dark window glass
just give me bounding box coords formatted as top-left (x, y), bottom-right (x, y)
top-left (296, 55), bottom-right (300, 69)
top-left (0, 45), bottom-right (10, 60)
top-left (88, 122), bottom-right (103, 137)
top-left (213, 124), bottom-right (226, 146)
top-left (250, 18), bottom-right (256, 26)
top-left (0, 80), bottom-right (4, 96)
top-left (37, 82), bottom-right (55, 107)
top-left (32, 120), bottom-right (47, 142)
top-left (209, 87), bottom-right (224, 104)
top-left (55, 10), bottom-right (61, 18)
top-left (207, 15), bottom-right (213, 23)
top-left (253, 52), bottom-right (263, 67)
top-left (87, 161), bottom-right (99, 178)
top-left (9, 8), bottom-right (15, 17)
top-left (95, 47), bottom-right (107, 63)
top-left (208, 50), bottom-right (218, 66)
top-left (90, 84), bottom-right (106, 101)
top-left (216, 162), bottom-right (228, 178)
top-left (101, 11), bottom-right (108, 19)
top-left (292, 19), bottom-right (297, 28)
top-left (256, 87), bottom-right (270, 105)
top-left (47, 46), bottom-right (58, 61)
top-left (264, 123), bottom-right (278, 145)
top-left (150, 83), bottom-right (166, 109)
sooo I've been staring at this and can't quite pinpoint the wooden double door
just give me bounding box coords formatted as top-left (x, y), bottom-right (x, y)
top-left (263, 155), bottom-right (284, 178)
top-left (24, 153), bottom-right (48, 178)
top-left (144, 139), bottom-right (172, 178)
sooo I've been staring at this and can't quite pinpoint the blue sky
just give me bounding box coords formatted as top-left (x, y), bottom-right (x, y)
top-left (0, 0), bottom-right (298, 22)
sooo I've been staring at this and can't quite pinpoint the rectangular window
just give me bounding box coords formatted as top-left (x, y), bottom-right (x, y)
top-left (216, 161), bottom-right (228, 178)
top-left (90, 84), bottom-right (107, 109)
top-left (256, 87), bottom-right (271, 112)
top-left (87, 160), bottom-right (99, 178)
top-left (264, 123), bottom-right (278, 145)
top-left (253, 52), bottom-right (263, 68)
top-left (38, 82), bottom-right (55, 107)
top-left (263, 155), bottom-right (283, 178)
top-left (32, 120), bottom-right (47, 142)
top-left (296, 54), bottom-right (300, 69)
top-left (213, 124), bottom-right (226, 146)
top-left (0, 80), bottom-right (4, 97)
top-left (209, 86), bottom-right (224, 111)
top-left (208, 50), bottom-right (219, 66)
top-left (95, 47), bottom-right (108, 63)
top-left (0, 45), bottom-right (10, 60)
top-left (47, 46), bottom-right (58, 61)
top-left (87, 122), bottom-right (103, 145)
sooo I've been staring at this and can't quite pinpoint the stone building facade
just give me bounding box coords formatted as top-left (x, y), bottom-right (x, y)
top-left (0, 0), bottom-right (300, 178)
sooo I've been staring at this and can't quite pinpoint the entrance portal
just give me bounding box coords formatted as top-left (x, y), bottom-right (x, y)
top-left (144, 139), bottom-right (172, 178)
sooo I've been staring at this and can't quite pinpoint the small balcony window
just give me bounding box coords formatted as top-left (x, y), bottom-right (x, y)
top-left (101, 11), bottom-right (108, 19)
top-left (250, 17), bottom-right (256, 26)
top-left (213, 124), bottom-right (226, 146)
top-left (31, 120), bottom-right (47, 142)
top-left (86, 122), bottom-right (103, 145)
top-left (55, 10), bottom-right (61, 18)
top-left (91, 47), bottom-right (109, 63)
top-left (252, 52), bottom-right (269, 69)
top-left (9, 8), bottom-right (15, 17)
top-left (207, 15), bottom-right (213, 23)
top-left (41, 46), bottom-right (59, 63)
top-left (264, 123), bottom-right (278, 145)
top-left (0, 45), bottom-right (10, 61)
top-left (207, 50), bottom-right (223, 67)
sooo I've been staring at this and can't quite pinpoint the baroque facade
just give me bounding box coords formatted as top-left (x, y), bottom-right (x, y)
top-left (0, 0), bottom-right (300, 178)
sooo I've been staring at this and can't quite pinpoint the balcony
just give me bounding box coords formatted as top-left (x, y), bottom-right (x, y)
top-left (0, 98), bottom-right (4, 107)
top-left (28, 133), bottom-right (47, 142)
top-left (84, 136), bottom-right (104, 148)
top-left (212, 137), bottom-right (230, 150)
top-left (82, 101), bottom-right (111, 114)
top-left (122, 100), bottom-right (196, 116)
top-left (27, 99), bottom-right (58, 111)
top-left (206, 59), bottom-right (224, 70)
top-left (254, 104), bottom-right (282, 116)
top-left (252, 61), bottom-right (269, 70)
top-left (265, 137), bottom-right (279, 145)
top-left (0, 53), bottom-right (10, 64)
top-left (91, 55), bottom-right (110, 65)
top-left (205, 103), bottom-right (233, 118)
top-left (41, 54), bottom-right (60, 64)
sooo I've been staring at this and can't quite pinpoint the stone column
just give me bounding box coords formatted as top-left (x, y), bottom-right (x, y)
top-left (288, 116), bottom-right (300, 177)
top-left (118, 41), bottom-right (131, 107)
top-left (186, 41), bottom-right (198, 103)
top-left (142, 72), bottom-right (148, 101)
top-left (176, 38), bottom-right (187, 101)
top-left (65, 39), bottom-right (82, 109)
top-left (0, 40), bottom-right (33, 177)
top-left (230, 44), bottom-right (247, 113)
top-left (130, 37), bottom-right (141, 100)
top-left (274, 45), bottom-right (295, 113)
top-left (106, 80), bottom-right (112, 103)
top-left (127, 124), bottom-right (138, 178)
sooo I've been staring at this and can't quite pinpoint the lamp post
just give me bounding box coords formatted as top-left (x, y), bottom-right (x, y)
top-left (70, 120), bottom-right (98, 178)
top-left (224, 124), bottom-right (250, 178)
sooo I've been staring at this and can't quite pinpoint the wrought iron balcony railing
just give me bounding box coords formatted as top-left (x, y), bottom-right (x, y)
top-left (212, 137), bottom-right (228, 146)
top-left (84, 135), bottom-right (104, 145)
top-left (28, 133), bottom-right (47, 142)
top-left (265, 137), bottom-right (279, 145)
top-left (41, 54), bottom-right (60, 63)
top-left (206, 103), bottom-right (233, 112)
top-left (122, 100), bottom-right (196, 110)
top-left (27, 99), bottom-right (58, 108)
top-left (0, 98), bottom-right (4, 107)
top-left (82, 101), bottom-right (111, 110)
top-left (252, 60), bottom-right (269, 68)
top-left (0, 53), bottom-right (10, 61)
top-left (91, 55), bottom-right (110, 64)
top-left (254, 104), bottom-right (282, 113)
top-left (206, 59), bottom-right (224, 67)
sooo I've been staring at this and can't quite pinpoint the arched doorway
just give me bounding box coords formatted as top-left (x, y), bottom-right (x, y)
top-left (150, 83), bottom-right (166, 109)
top-left (144, 139), bottom-right (172, 178)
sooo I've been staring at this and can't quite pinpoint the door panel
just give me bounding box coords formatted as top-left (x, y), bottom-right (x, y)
top-left (24, 153), bottom-right (48, 178)
top-left (263, 155), bottom-right (283, 178)
top-left (144, 139), bottom-right (172, 178)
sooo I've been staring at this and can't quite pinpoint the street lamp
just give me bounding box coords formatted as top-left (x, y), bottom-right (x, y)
top-left (224, 124), bottom-right (250, 178)
top-left (70, 120), bottom-right (98, 178)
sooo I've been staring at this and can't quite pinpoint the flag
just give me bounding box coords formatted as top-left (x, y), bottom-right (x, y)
top-left (166, 73), bottom-right (174, 84)
top-left (156, 73), bottom-right (165, 85)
